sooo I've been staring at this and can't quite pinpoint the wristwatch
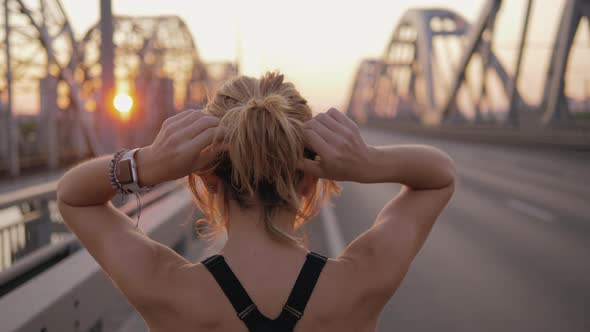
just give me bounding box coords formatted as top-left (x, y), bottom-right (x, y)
top-left (116, 148), bottom-right (153, 194)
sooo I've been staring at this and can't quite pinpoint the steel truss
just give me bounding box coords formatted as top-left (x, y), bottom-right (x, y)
top-left (1, 1), bottom-right (237, 175)
top-left (348, 0), bottom-right (590, 129)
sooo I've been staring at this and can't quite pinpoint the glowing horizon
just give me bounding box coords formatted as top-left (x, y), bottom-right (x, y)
top-left (7, 0), bottom-right (589, 115)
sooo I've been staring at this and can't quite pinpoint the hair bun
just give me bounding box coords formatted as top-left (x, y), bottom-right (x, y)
top-left (245, 95), bottom-right (289, 116)
top-left (190, 71), bottom-right (341, 245)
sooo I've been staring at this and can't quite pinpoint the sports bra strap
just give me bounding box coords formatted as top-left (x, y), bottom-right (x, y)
top-left (201, 252), bottom-right (328, 332)
top-left (283, 252), bottom-right (327, 319)
top-left (201, 255), bottom-right (256, 319)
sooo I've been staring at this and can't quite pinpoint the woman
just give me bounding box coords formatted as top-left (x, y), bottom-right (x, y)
top-left (57, 72), bottom-right (456, 331)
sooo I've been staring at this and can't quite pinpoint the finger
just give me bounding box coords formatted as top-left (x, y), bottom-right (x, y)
top-left (305, 119), bottom-right (343, 145)
top-left (198, 127), bottom-right (226, 157)
top-left (303, 127), bottom-right (332, 157)
top-left (168, 109), bottom-right (208, 133)
top-left (296, 159), bottom-right (325, 178)
top-left (176, 115), bottom-right (220, 140)
top-left (165, 108), bottom-right (198, 126)
top-left (212, 126), bottom-right (226, 145)
top-left (208, 128), bottom-right (228, 156)
top-left (193, 143), bottom-right (227, 173)
top-left (196, 148), bottom-right (221, 172)
top-left (315, 112), bottom-right (351, 135)
top-left (326, 108), bottom-right (358, 131)
top-left (186, 127), bottom-right (219, 170)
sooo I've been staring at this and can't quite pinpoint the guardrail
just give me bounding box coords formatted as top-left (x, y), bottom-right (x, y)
top-left (0, 181), bottom-right (196, 332)
top-left (0, 180), bottom-right (61, 276)
top-left (363, 117), bottom-right (590, 150)
top-left (0, 179), bottom-right (180, 296)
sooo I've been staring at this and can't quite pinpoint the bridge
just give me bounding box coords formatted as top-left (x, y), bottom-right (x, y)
top-left (0, 0), bottom-right (589, 331)
top-left (347, 0), bottom-right (590, 147)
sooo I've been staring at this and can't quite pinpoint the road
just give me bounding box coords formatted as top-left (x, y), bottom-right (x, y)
top-left (119, 126), bottom-right (590, 332)
top-left (304, 127), bottom-right (590, 332)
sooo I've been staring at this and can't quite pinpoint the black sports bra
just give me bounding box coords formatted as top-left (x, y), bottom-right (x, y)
top-left (201, 251), bottom-right (328, 332)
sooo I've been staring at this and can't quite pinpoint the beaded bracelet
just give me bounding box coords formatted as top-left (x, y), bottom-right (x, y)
top-left (109, 149), bottom-right (128, 195)
top-left (109, 149), bottom-right (143, 228)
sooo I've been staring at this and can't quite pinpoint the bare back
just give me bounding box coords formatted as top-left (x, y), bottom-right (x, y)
top-left (137, 174), bottom-right (455, 331)
top-left (142, 249), bottom-right (387, 332)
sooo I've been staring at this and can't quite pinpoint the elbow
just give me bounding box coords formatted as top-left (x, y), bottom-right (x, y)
top-left (56, 173), bottom-right (77, 208)
top-left (56, 196), bottom-right (70, 220)
top-left (443, 154), bottom-right (457, 188)
top-left (428, 146), bottom-right (456, 189)
top-left (56, 175), bottom-right (68, 205)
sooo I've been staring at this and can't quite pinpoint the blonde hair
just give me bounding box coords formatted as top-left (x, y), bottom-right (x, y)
top-left (187, 72), bottom-right (341, 244)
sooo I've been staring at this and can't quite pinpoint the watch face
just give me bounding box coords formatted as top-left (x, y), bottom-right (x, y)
top-left (117, 159), bottom-right (134, 185)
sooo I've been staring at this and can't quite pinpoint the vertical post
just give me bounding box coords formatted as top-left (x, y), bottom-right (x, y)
top-left (40, 77), bottom-right (59, 169)
top-left (542, 0), bottom-right (580, 125)
top-left (507, 0), bottom-right (533, 127)
top-left (476, 13), bottom-right (496, 123)
top-left (21, 200), bottom-right (52, 256)
top-left (440, 0), bottom-right (503, 118)
top-left (3, 0), bottom-right (19, 176)
top-left (98, 0), bottom-right (116, 151)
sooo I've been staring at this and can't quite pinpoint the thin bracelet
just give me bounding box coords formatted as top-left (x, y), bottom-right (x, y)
top-left (133, 192), bottom-right (142, 228)
top-left (109, 149), bottom-right (142, 228)
top-left (109, 149), bottom-right (128, 195)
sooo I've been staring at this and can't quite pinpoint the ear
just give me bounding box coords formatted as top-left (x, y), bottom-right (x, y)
top-left (299, 173), bottom-right (319, 197)
top-left (199, 173), bottom-right (220, 193)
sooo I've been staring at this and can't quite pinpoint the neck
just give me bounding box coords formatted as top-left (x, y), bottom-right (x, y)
top-left (221, 200), bottom-right (307, 257)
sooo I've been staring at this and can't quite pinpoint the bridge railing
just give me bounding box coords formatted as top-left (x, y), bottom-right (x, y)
top-left (0, 179), bottom-right (184, 296)
top-left (0, 179), bottom-right (196, 332)
top-left (0, 180), bottom-right (61, 274)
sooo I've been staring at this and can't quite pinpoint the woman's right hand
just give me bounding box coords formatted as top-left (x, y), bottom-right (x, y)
top-left (299, 108), bottom-right (377, 182)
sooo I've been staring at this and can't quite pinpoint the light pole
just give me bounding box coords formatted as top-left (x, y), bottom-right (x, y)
top-left (97, 0), bottom-right (117, 152)
top-left (4, 0), bottom-right (19, 176)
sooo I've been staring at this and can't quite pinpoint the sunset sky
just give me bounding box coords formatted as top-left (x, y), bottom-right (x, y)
top-left (60, 0), bottom-right (486, 112)
top-left (11, 0), bottom-right (590, 113)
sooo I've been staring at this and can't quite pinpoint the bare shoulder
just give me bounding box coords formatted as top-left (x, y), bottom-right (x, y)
top-left (142, 261), bottom-right (230, 330)
top-left (335, 183), bottom-right (455, 302)
top-left (303, 257), bottom-right (385, 326)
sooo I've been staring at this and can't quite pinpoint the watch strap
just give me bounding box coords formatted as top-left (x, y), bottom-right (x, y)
top-left (118, 148), bottom-right (153, 194)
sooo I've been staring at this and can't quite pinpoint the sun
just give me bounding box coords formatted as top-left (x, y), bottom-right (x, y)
top-left (113, 93), bottom-right (133, 113)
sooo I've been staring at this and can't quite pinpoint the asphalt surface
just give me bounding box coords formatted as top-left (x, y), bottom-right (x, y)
top-left (304, 127), bottom-right (590, 332)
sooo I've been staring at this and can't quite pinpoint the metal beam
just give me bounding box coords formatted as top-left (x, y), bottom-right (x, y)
top-left (98, 0), bottom-right (116, 151)
top-left (507, 0), bottom-right (534, 126)
top-left (475, 7), bottom-right (498, 122)
top-left (542, 0), bottom-right (581, 125)
top-left (40, 77), bottom-right (59, 169)
top-left (440, 0), bottom-right (502, 118)
top-left (15, 0), bottom-right (102, 156)
top-left (4, 0), bottom-right (20, 176)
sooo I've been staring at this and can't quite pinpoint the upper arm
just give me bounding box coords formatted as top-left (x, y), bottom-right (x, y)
top-left (57, 200), bottom-right (190, 312)
top-left (339, 181), bottom-right (455, 294)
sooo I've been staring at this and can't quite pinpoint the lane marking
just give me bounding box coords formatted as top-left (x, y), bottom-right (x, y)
top-left (320, 204), bottom-right (347, 257)
top-left (506, 198), bottom-right (555, 223)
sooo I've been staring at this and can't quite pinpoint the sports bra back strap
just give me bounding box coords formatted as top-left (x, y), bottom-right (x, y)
top-left (282, 252), bottom-right (328, 321)
top-left (201, 255), bottom-right (256, 320)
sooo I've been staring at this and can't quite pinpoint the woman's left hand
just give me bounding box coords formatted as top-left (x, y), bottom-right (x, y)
top-left (136, 109), bottom-right (225, 186)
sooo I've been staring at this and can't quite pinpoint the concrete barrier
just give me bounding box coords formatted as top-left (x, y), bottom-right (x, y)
top-left (0, 185), bottom-right (197, 332)
top-left (364, 118), bottom-right (590, 150)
